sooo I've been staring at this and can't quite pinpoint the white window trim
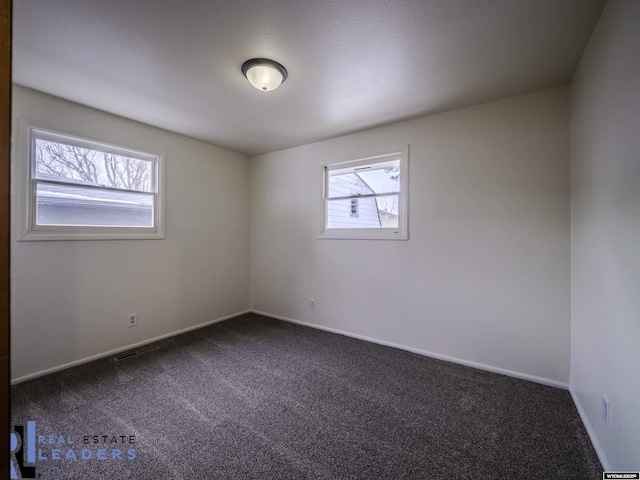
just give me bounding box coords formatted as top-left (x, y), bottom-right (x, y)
top-left (15, 119), bottom-right (166, 241)
top-left (319, 146), bottom-right (409, 240)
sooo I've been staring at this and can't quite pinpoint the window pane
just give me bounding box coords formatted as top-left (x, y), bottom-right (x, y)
top-left (377, 202), bottom-right (399, 228)
top-left (375, 195), bottom-right (399, 227)
top-left (327, 194), bottom-right (398, 229)
top-left (328, 159), bottom-right (400, 198)
top-left (34, 137), bottom-right (154, 192)
top-left (36, 183), bottom-right (154, 227)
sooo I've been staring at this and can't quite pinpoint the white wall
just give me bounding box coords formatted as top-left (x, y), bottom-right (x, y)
top-left (570, 0), bottom-right (640, 471)
top-left (251, 87), bottom-right (571, 386)
top-left (11, 86), bottom-right (251, 381)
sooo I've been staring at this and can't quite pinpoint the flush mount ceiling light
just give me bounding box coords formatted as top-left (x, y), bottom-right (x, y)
top-left (241, 58), bottom-right (288, 92)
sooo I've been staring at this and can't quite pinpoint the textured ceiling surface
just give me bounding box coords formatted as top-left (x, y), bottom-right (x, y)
top-left (13, 0), bottom-right (606, 156)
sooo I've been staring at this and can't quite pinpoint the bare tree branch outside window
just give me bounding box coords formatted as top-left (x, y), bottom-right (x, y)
top-left (35, 139), bottom-right (152, 192)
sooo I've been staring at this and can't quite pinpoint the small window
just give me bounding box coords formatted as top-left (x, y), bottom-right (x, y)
top-left (320, 147), bottom-right (408, 240)
top-left (350, 198), bottom-right (359, 217)
top-left (18, 121), bottom-right (165, 240)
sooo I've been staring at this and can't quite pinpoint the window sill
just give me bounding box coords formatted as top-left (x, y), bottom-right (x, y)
top-left (19, 228), bottom-right (165, 242)
top-left (318, 229), bottom-right (408, 241)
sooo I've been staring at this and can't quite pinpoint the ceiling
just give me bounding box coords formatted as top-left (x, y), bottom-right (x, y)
top-left (13, 0), bottom-right (606, 156)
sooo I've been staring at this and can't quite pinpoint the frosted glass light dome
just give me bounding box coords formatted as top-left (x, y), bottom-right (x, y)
top-left (241, 58), bottom-right (288, 92)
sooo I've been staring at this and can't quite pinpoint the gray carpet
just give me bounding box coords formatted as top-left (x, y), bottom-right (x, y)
top-left (11, 313), bottom-right (602, 479)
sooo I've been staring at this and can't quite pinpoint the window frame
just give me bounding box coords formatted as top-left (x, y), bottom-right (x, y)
top-left (16, 119), bottom-right (166, 241)
top-left (319, 146), bottom-right (409, 240)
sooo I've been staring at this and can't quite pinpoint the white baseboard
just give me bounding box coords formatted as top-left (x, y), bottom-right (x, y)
top-left (250, 309), bottom-right (570, 390)
top-left (11, 310), bottom-right (251, 384)
top-left (12, 307), bottom-right (570, 391)
top-left (569, 386), bottom-right (611, 471)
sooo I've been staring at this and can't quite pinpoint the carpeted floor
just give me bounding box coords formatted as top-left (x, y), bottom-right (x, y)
top-left (11, 313), bottom-right (602, 479)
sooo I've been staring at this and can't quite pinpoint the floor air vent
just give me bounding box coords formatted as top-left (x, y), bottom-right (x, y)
top-left (114, 345), bottom-right (160, 361)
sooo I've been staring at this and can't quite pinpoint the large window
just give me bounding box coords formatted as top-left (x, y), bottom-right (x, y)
top-left (320, 147), bottom-right (408, 240)
top-left (17, 121), bottom-right (165, 240)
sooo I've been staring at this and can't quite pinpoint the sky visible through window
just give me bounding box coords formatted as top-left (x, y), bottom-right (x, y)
top-left (356, 165), bottom-right (400, 216)
top-left (35, 138), bottom-right (153, 192)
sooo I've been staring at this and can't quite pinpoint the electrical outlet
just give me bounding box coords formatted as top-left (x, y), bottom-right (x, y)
top-left (128, 313), bottom-right (138, 327)
top-left (602, 395), bottom-right (611, 426)
top-left (309, 298), bottom-right (316, 310)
